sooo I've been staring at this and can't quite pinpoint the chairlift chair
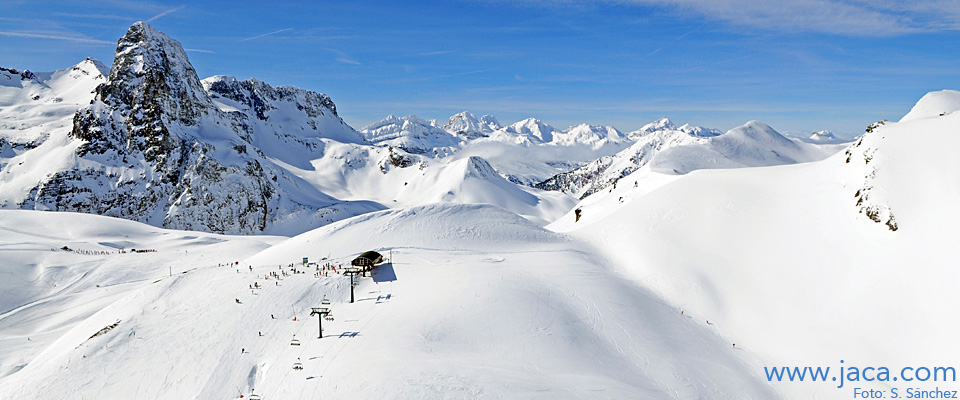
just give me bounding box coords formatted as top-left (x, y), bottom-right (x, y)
top-left (290, 336), bottom-right (300, 346)
top-left (249, 394), bottom-right (262, 400)
top-left (292, 362), bottom-right (304, 370)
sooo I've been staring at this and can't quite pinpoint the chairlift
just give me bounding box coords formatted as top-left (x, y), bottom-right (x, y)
top-left (321, 298), bottom-right (330, 306)
top-left (290, 336), bottom-right (300, 346)
top-left (292, 362), bottom-right (304, 370)
top-left (249, 394), bottom-right (262, 400)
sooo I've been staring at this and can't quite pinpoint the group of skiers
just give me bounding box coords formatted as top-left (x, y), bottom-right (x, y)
top-left (233, 260), bottom-right (353, 355)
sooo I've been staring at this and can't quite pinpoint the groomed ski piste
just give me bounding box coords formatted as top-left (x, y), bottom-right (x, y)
top-left (0, 205), bottom-right (775, 399)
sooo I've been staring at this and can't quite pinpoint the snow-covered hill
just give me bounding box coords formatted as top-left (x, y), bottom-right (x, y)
top-left (550, 91), bottom-right (960, 398)
top-left (264, 140), bottom-right (576, 226)
top-left (0, 205), bottom-right (776, 399)
top-left (899, 89), bottom-right (960, 122)
top-left (0, 209), bottom-right (284, 380)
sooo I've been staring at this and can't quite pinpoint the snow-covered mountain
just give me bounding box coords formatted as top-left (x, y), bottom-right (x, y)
top-left (0, 22), bottom-right (575, 235)
top-left (0, 58), bottom-right (108, 149)
top-left (360, 114), bottom-right (461, 156)
top-left (628, 116), bottom-right (722, 139)
top-left (537, 118), bottom-right (838, 198)
top-left (549, 90), bottom-right (960, 398)
top-left (360, 113), bottom-right (634, 186)
top-left (2, 22), bottom-right (380, 235)
top-left (808, 129), bottom-right (838, 142)
top-left (202, 75), bottom-right (366, 146)
top-left (441, 111), bottom-right (501, 139)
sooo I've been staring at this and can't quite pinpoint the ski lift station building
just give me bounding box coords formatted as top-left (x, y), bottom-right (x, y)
top-left (351, 250), bottom-right (383, 273)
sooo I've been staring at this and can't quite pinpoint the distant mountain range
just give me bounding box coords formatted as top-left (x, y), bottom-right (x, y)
top-left (0, 22), bottom-right (851, 234)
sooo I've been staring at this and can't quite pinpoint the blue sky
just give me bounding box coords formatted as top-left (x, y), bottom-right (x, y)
top-left (2, 1), bottom-right (959, 137)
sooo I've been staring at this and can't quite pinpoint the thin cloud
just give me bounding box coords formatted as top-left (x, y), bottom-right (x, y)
top-left (336, 57), bottom-right (362, 65)
top-left (517, 0), bottom-right (960, 35)
top-left (321, 47), bottom-right (361, 65)
top-left (0, 31), bottom-right (112, 44)
top-left (680, 53), bottom-right (761, 73)
top-left (146, 6), bottom-right (185, 22)
top-left (240, 28), bottom-right (293, 42)
top-left (416, 50), bottom-right (455, 56)
top-left (435, 69), bottom-right (496, 79)
top-left (53, 12), bottom-right (130, 20)
top-left (185, 48), bottom-right (215, 53)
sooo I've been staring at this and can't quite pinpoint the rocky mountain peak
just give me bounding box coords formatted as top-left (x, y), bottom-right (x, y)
top-left (100, 21), bottom-right (214, 126)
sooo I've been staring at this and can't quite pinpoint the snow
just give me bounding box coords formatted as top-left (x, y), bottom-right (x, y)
top-left (551, 102), bottom-right (960, 398)
top-left (899, 89), bottom-right (960, 122)
top-left (808, 129), bottom-right (839, 142)
top-left (441, 111), bottom-right (501, 139)
top-left (5, 20), bottom-right (951, 400)
top-left (269, 140), bottom-right (576, 227)
top-left (360, 115), bottom-right (461, 156)
top-left (0, 205), bottom-right (775, 399)
top-left (0, 59), bottom-right (105, 145)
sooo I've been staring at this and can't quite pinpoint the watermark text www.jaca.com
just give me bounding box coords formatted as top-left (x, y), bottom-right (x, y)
top-left (765, 360), bottom-right (958, 398)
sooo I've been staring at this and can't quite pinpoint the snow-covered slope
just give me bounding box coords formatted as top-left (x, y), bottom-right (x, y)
top-left (550, 92), bottom-right (960, 398)
top-left (0, 209), bottom-right (283, 380)
top-left (267, 140), bottom-right (576, 226)
top-left (899, 89), bottom-right (960, 122)
top-left (0, 205), bottom-right (776, 399)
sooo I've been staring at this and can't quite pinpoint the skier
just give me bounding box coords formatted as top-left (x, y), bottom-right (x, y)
top-left (236, 298), bottom-right (240, 304)
top-left (271, 314), bottom-right (275, 319)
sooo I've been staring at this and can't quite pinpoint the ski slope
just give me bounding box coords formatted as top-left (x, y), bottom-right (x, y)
top-left (0, 205), bottom-right (776, 399)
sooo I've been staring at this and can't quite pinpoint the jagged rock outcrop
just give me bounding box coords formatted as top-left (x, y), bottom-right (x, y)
top-left (24, 22), bottom-right (356, 234)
